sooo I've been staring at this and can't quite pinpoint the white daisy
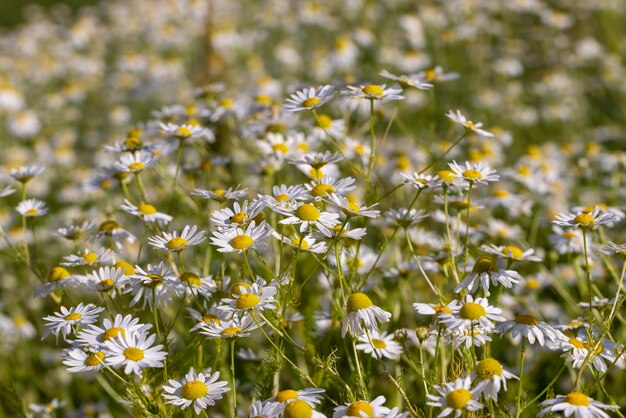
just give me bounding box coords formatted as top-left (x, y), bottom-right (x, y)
top-left (379, 69), bottom-right (433, 90)
top-left (82, 266), bottom-right (126, 294)
top-left (16, 199), bottom-right (48, 217)
top-left (89, 220), bottom-right (136, 249)
top-left (304, 176), bottom-right (356, 200)
top-left (342, 84), bottom-right (404, 101)
top-left (288, 151), bottom-right (343, 170)
top-left (34, 266), bottom-right (80, 298)
top-left (284, 85), bottom-right (335, 112)
top-left (162, 368), bottom-right (230, 415)
top-left (450, 325), bottom-right (492, 349)
top-left (105, 331), bottom-right (167, 376)
top-left (538, 392), bottom-right (618, 417)
top-left (211, 221), bottom-right (273, 253)
top-left (62, 347), bottom-right (108, 373)
top-left (120, 262), bottom-right (182, 310)
top-left (496, 314), bottom-right (561, 346)
top-left (480, 244), bottom-right (542, 262)
top-left (400, 172), bottom-right (443, 190)
top-left (43, 303), bottom-right (105, 342)
top-left (218, 279), bottom-right (278, 316)
top-left (416, 66), bottom-right (460, 83)
top-left (113, 151), bottom-right (157, 174)
top-left (61, 248), bottom-right (116, 267)
top-left (472, 357), bottom-right (518, 401)
top-left (439, 296), bottom-right (505, 332)
top-left (198, 314), bottom-right (258, 339)
top-left (268, 387), bottom-right (325, 408)
top-left (211, 199), bottom-right (267, 231)
top-left (383, 208), bottom-right (429, 228)
top-left (454, 256), bottom-right (522, 296)
top-left (549, 226), bottom-right (584, 254)
top-left (250, 400), bottom-right (282, 418)
top-left (148, 225), bottom-right (206, 253)
top-left (275, 233), bottom-right (327, 254)
top-left (74, 314), bottom-right (151, 347)
top-left (262, 184), bottom-right (308, 212)
top-left (342, 292), bottom-right (392, 337)
top-left (449, 161), bottom-right (499, 185)
top-left (192, 187), bottom-right (248, 203)
top-left (160, 122), bottom-right (214, 142)
top-left (553, 206), bottom-right (618, 230)
top-left (9, 164), bottom-right (45, 183)
top-left (426, 377), bottom-right (484, 418)
top-left (356, 330), bottom-right (403, 360)
top-left (325, 193), bottom-right (380, 219)
top-left (333, 396), bottom-right (391, 418)
top-left (120, 200), bottom-right (172, 225)
top-left (280, 203), bottom-right (340, 237)
top-left (53, 221), bottom-right (93, 241)
top-left (446, 110), bottom-right (494, 138)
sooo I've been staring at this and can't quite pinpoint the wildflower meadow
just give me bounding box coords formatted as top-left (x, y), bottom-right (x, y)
top-left (1, 0), bottom-right (626, 417)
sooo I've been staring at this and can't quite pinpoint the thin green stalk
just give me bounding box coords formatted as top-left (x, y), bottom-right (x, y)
top-left (230, 339), bottom-right (237, 418)
top-left (515, 341), bottom-right (527, 418)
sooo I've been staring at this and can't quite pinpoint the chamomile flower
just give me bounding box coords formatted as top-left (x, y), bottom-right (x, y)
top-left (113, 151), bottom-right (157, 174)
top-left (538, 392), bottom-right (618, 417)
top-left (356, 330), bottom-right (403, 360)
top-left (282, 400), bottom-right (327, 418)
top-left (61, 248), bottom-right (116, 267)
top-left (311, 113), bottom-right (346, 140)
top-left (454, 256), bottom-right (522, 296)
top-left (90, 219), bottom-right (136, 249)
top-left (288, 151), bottom-right (343, 170)
top-left (148, 225), bottom-right (206, 253)
top-left (280, 203), bottom-right (340, 237)
top-left (426, 377), bottom-right (484, 418)
top-left (342, 292), bottom-right (392, 337)
top-left (9, 164), bottom-right (45, 183)
top-left (304, 176), bottom-right (356, 200)
top-left (120, 200), bottom-right (172, 225)
top-left (549, 226), bottom-right (584, 254)
top-left (178, 272), bottom-right (216, 298)
top-left (446, 110), bottom-right (494, 138)
top-left (53, 221), bottom-right (93, 241)
top-left (121, 262), bottom-right (181, 310)
top-left (218, 279), bottom-right (278, 315)
top-left (559, 334), bottom-right (618, 373)
top-left (16, 199), bottom-right (48, 217)
top-left (211, 221), bottom-right (273, 253)
top-left (480, 244), bottom-right (542, 262)
top-left (192, 187), bottom-right (248, 203)
top-left (263, 184), bottom-right (308, 211)
top-left (449, 325), bottom-right (493, 349)
top-left (318, 222), bottom-right (368, 241)
top-left (105, 331), bottom-right (167, 376)
top-left (83, 266), bottom-right (126, 294)
top-left (198, 314), bottom-right (258, 339)
top-left (412, 301), bottom-right (455, 319)
top-left (269, 387), bottom-right (325, 408)
top-left (43, 303), bottom-right (105, 342)
top-left (211, 199), bottom-right (267, 230)
top-left (379, 69), bottom-right (433, 90)
top-left (326, 193), bottom-right (380, 219)
top-left (275, 233), bottom-right (327, 253)
top-left (553, 206), bottom-right (618, 229)
top-left (472, 357), bottom-right (518, 401)
top-left (439, 296), bottom-right (505, 332)
top-left (342, 84), bottom-right (404, 101)
top-left (34, 266), bottom-right (80, 298)
top-left (160, 122), bottom-right (214, 142)
top-left (29, 399), bottom-right (65, 416)
top-left (400, 172), bottom-right (443, 190)
top-left (578, 297), bottom-right (614, 310)
top-left (449, 161), bottom-right (499, 185)
top-left (383, 208), bottom-right (429, 228)
top-left (496, 314), bottom-right (561, 346)
top-left (74, 314), bottom-right (151, 346)
top-left (250, 400), bottom-right (282, 418)
top-left (62, 347), bottom-right (108, 373)
top-left (333, 396), bottom-right (391, 418)
top-left (284, 85), bottom-right (335, 112)
top-left (162, 368), bottom-right (230, 415)
top-left (601, 241), bottom-right (626, 257)
top-left (188, 305), bottom-right (224, 333)
top-left (416, 66), bottom-right (460, 83)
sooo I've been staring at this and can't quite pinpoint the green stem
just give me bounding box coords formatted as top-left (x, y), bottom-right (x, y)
top-left (515, 341), bottom-right (527, 418)
top-left (230, 339), bottom-right (237, 418)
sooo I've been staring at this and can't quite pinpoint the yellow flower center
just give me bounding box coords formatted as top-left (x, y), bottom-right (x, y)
top-left (48, 266), bottom-right (70, 282)
top-left (202, 314), bottom-right (221, 324)
top-left (220, 98), bottom-right (234, 108)
top-left (273, 143), bottom-right (289, 153)
top-left (317, 114), bottom-right (332, 129)
top-left (437, 169), bottom-right (456, 182)
top-left (230, 235), bottom-right (253, 250)
top-left (459, 302), bottom-right (486, 320)
top-left (181, 381), bottom-right (208, 400)
top-left (291, 238), bottom-right (310, 250)
top-left (115, 261), bottom-right (135, 275)
top-left (97, 279), bottom-right (115, 291)
top-left (230, 212), bottom-right (248, 224)
top-left (302, 97), bottom-right (321, 108)
top-left (462, 169), bottom-right (483, 180)
top-left (515, 314), bottom-right (538, 325)
top-left (99, 220), bottom-right (120, 232)
top-left (82, 252), bottom-right (99, 265)
top-left (564, 392), bottom-right (590, 406)
top-left (573, 213), bottom-right (595, 228)
top-left (311, 184), bottom-right (335, 197)
top-left (476, 358), bottom-right (503, 380)
top-left (284, 400), bottom-right (313, 418)
top-left (362, 84), bottom-right (384, 97)
top-left (346, 401), bottom-right (374, 417)
top-left (371, 339), bottom-right (387, 349)
top-left (502, 245), bottom-right (524, 259)
top-left (138, 203), bottom-right (157, 215)
top-left (526, 279), bottom-right (540, 289)
top-left (236, 293), bottom-right (260, 310)
top-left (296, 204), bottom-right (320, 221)
top-left (123, 347), bottom-right (144, 361)
top-left (128, 162), bottom-right (145, 171)
top-left (472, 256), bottom-right (496, 274)
top-left (567, 321), bottom-right (583, 328)
top-left (180, 272), bottom-right (201, 286)
top-left (25, 208), bottom-right (38, 216)
top-left (434, 304), bottom-right (454, 315)
top-left (255, 95), bottom-right (273, 106)
top-left (396, 155), bottom-right (411, 170)
top-left (346, 292), bottom-right (373, 313)
top-left (562, 231), bottom-right (577, 239)
top-left (275, 389), bottom-right (299, 403)
top-left (85, 352), bottom-right (106, 367)
top-left (65, 312), bottom-right (82, 321)
top-left (493, 189), bottom-right (509, 198)
top-left (177, 127), bottom-right (191, 137)
top-left (446, 389), bottom-right (472, 409)
top-left (569, 338), bottom-right (585, 349)
top-left (275, 193), bottom-right (290, 202)
top-left (213, 189), bottom-right (226, 197)
top-left (167, 237), bottom-right (188, 250)
top-left (123, 136), bottom-right (142, 149)
top-left (101, 327), bottom-right (125, 342)
top-left (221, 326), bottom-right (242, 337)
top-left (231, 282), bottom-right (251, 295)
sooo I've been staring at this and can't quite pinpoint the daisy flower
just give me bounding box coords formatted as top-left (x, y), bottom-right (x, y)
top-left (9, 164), bottom-right (45, 183)
top-left (43, 303), bottom-right (105, 342)
top-left (120, 200), bottom-right (172, 225)
top-left (263, 184), bottom-right (308, 211)
top-left (480, 244), bottom-right (542, 262)
top-left (162, 368), bottom-right (230, 415)
top-left (454, 256), bottom-right (522, 296)
top-left (412, 301), bottom-right (455, 319)
top-left (280, 203), bottom-right (340, 237)
top-left (538, 392), bottom-right (618, 417)
top-left (89, 219), bottom-right (136, 249)
top-left (326, 193), bottom-right (380, 219)
top-left (191, 187), bottom-right (248, 203)
top-left (16, 199), bottom-right (48, 217)
top-left (319, 222), bottom-right (367, 241)
top-left (304, 176), bottom-right (356, 200)
top-left (275, 233), bottom-right (327, 253)
top-left (218, 279), bottom-right (278, 316)
top-left (311, 113), bottom-right (346, 140)
top-left (211, 199), bottom-right (266, 231)
top-left (450, 325), bottom-right (492, 349)
top-left (426, 377), bottom-right (484, 418)
top-left (211, 221), bottom-right (273, 253)
top-left (333, 396), bottom-right (391, 418)
top-left (148, 225), bottom-right (206, 253)
top-left (120, 262), bottom-right (182, 310)
top-left (472, 357), bottom-right (518, 401)
top-left (113, 151), bottom-right (157, 174)
top-left (342, 84), bottom-right (404, 101)
top-left (496, 314), bottom-right (561, 346)
top-left (61, 248), bottom-right (115, 267)
top-left (28, 399), bottom-right (65, 416)
top-left (282, 400), bottom-right (327, 418)
top-left (160, 122), bottom-right (214, 142)
top-left (342, 292), bottom-right (392, 337)
top-left (578, 297), bottom-right (614, 310)
top-left (188, 305), bottom-right (224, 333)
top-left (198, 314), bottom-right (258, 339)
top-left (62, 347), bottom-right (108, 373)
top-left (74, 314), bottom-right (151, 346)
top-left (559, 335), bottom-right (618, 373)
top-left (268, 387), bottom-right (325, 408)
top-left (379, 69), bottom-right (433, 90)
top-left (439, 296), bottom-right (505, 332)
top-left (383, 208), bottom-right (429, 228)
top-left (446, 110), bottom-right (494, 138)
top-left (288, 151), bottom-right (343, 170)
top-left (250, 401), bottom-right (282, 418)
top-left (400, 172), bottom-right (443, 190)
top-left (356, 330), bottom-right (403, 360)
top-left (82, 266), bottom-right (126, 294)
top-left (178, 272), bottom-right (216, 299)
top-left (416, 66), bottom-right (460, 83)
top-left (34, 266), bottom-right (80, 298)
top-left (549, 226), bottom-right (584, 254)
top-left (284, 85), bottom-right (335, 112)
top-left (449, 161), bottom-right (499, 185)
top-left (53, 221), bottom-right (93, 241)
top-left (601, 241), bottom-right (626, 257)
top-left (553, 206), bottom-right (618, 230)
top-left (105, 331), bottom-right (167, 376)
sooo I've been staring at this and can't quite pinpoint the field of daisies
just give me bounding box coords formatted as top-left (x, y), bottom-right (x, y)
top-left (1, 0), bottom-right (626, 417)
